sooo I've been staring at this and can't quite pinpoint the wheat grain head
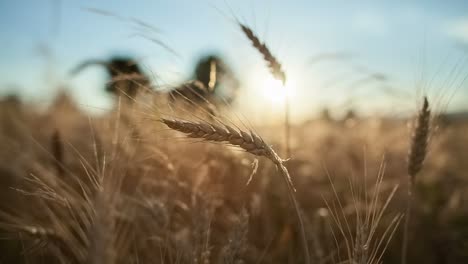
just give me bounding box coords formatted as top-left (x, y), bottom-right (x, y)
top-left (239, 24), bottom-right (286, 85)
top-left (407, 96), bottom-right (430, 181)
top-left (161, 118), bottom-right (278, 161)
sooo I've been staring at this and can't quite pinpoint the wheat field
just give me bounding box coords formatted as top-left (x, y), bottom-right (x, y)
top-left (1, 2), bottom-right (468, 264)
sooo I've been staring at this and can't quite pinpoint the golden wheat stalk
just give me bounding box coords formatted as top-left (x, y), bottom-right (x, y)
top-left (239, 23), bottom-right (291, 157)
top-left (239, 24), bottom-right (286, 84)
top-left (161, 118), bottom-right (310, 263)
top-left (162, 118), bottom-right (273, 159)
top-left (407, 97), bottom-right (430, 181)
top-left (402, 96), bottom-right (430, 264)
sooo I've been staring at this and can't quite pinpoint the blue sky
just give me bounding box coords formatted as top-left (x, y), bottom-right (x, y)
top-left (1, 0), bottom-right (468, 119)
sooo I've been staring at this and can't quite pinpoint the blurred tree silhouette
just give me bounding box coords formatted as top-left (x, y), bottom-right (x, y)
top-left (193, 54), bottom-right (240, 103)
top-left (170, 54), bottom-right (239, 105)
top-left (71, 56), bottom-right (150, 100)
top-left (72, 54), bottom-right (239, 107)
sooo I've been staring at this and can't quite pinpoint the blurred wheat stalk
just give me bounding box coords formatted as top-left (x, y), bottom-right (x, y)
top-left (402, 96), bottom-right (431, 264)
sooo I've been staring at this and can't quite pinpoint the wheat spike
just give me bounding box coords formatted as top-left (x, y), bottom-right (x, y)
top-left (240, 24), bottom-right (286, 84)
top-left (402, 96), bottom-right (430, 264)
top-left (162, 118), bottom-right (277, 161)
top-left (407, 96), bottom-right (430, 181)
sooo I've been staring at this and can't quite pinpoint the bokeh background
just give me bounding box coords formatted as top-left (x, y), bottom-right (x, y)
top-left (2, 0), bottom-right (468, 122)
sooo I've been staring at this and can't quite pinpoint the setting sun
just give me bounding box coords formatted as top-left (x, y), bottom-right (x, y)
top-left (260, 76), bottom-right (296, 105)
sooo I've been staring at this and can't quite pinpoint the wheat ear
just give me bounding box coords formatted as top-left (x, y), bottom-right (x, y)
top-left (239, 24), bottom-right (286, 84)
top-left (407, 97), bottom-right (430, 181)
top-left (401, 96), bottom-right (430, 264)
top-left (161, 118), bottom-right (310, 263)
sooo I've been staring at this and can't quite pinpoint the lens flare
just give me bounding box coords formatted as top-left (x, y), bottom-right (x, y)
top-left (261, 76), bottom-right (295, 105)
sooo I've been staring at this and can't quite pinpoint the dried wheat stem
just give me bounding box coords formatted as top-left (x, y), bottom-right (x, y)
top-left (51, 129), bottom-right (64, 176)
top-left (284, 96), bottom-right (291, 157)
top-left (161, 118), bottom-right (310, 263)
top-left (402, 96), bottom-right (430, 264)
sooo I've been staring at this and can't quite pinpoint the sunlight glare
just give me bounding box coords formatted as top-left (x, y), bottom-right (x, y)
top-left (261, 76), bottom-right (295, 105)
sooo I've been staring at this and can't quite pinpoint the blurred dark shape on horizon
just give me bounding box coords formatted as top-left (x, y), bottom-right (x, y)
top-left (344, 108), bottom-right (357, 122)
top-left (0, 94), bottom-right (28, 146)
top-left (0, 94), bottom-right (23, 121)
top-left (319, 107), bottom-right (332, 122)
top-left (0, 94), bottom-right (22, 110)
top-left (438, 111), bottom-right (468, 126)
top-left (169, 54), bottom-right (240, 105)
top-left (49, 90), bottom-right (79, 113)
top-left (70, 54), bottom-right (239, 109)
top-left (71, 56), bottom-right (150, 101)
